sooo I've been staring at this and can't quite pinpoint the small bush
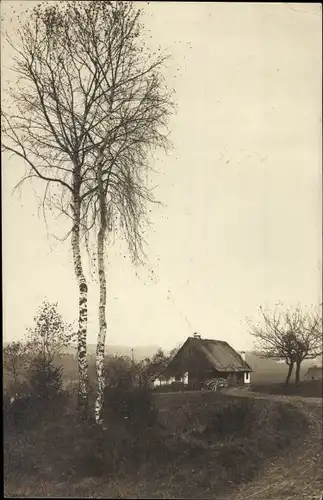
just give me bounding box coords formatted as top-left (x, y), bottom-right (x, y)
top-left (63, 414), bottom-right (172, 479)
top-left (203, 398), bottom-right (257, 438)
top-left (4, 358), bottom-right (66, 433)
top-left (28, 357), bottom-right (64, 401)
top-left (4, 391), bottom-right (68, 433)
top-left (60, 387), bottom-right (163, 478)
top-left (104, 386), bottom-right (158, 430)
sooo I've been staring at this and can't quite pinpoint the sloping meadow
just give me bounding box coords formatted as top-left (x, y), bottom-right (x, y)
top-left (4, 389), bottom-right (309, 498)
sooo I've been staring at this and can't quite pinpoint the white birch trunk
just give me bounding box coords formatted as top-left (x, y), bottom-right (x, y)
top-left (71, 193), bottom-right (89, 414)
top-left (95, 162), bottom-right (108, 425)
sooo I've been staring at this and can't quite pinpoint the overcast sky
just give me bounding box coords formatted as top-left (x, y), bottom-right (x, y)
top-left (2, 2), bottom-right (322, 351)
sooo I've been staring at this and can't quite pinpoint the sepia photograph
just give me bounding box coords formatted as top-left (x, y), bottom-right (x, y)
top-left (2, 1), bottom-right (322, 498)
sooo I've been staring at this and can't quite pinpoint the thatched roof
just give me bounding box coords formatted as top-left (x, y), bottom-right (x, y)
top-left (196, 338), bottom-right (252, 372)
top-left (161, 336), bottom-right (252, 377)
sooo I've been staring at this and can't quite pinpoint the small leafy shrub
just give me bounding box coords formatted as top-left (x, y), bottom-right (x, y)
top-left (65, 387), bottom-right (162, 478)
top-left (104, 386), bottom-right (158, 430)
top-left (28, 357), bottom-right (64, 401)
top-left (253, 401), bottom-right (308, 456)
top-left (203, 398), bottom-right (257, 438)
top-left (70, 416), bottom-right (173, 478)
top-left (4, 391), bottom-right (68, 433)
top-left (4, 358), bottom-right (66, 433)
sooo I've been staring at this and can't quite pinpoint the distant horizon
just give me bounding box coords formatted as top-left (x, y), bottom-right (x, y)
top-left (2, 332), bottom-right (257, 353)
top-left (3, 338), bottom-right (322, 364)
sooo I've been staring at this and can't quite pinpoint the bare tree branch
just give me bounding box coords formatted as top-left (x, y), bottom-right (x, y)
top-left (249, 304), bottom-right (322, 385)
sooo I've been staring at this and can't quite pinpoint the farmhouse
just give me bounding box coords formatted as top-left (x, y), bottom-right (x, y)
top-left (154, 334), bottom-right (252, 388)
top-left (304, 365), bottom-right (323, 381)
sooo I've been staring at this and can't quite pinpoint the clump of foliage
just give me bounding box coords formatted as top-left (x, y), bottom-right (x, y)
top-left (4, 300), bottom-right (74, 431)
top-left (104, 386), bottom-right (158, 430)
top-left (3, 341), bottom-right (29, 395)
top-left (156, 394), bottom-right (309, 491)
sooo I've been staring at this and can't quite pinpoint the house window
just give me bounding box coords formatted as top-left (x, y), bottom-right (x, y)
top-left (175, 374), bottom-right (181, 382)
top-left (245, 372), bottom-right (249, 381)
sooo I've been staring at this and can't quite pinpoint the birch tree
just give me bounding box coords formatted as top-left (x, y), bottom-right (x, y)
top-left (77, 2), bottom-right (174, 423)
top-left (1, 1), bottom-right (96, 412)
top-left (2, 1), bottom-right (174, 420)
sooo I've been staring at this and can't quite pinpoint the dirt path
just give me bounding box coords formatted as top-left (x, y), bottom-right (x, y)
top-left (223, 386), bottom-right (322, 406)
top-left (220, 389), bottom-right (323, 500)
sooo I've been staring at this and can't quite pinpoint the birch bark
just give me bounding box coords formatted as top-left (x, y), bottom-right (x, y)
top-left (94, 161), bottom-right (108, 424)
top-left (71, 187), bottom-right (89, 414)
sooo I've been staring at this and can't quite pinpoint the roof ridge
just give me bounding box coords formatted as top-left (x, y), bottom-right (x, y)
top-left (189, 337), bottom-right (228, 343)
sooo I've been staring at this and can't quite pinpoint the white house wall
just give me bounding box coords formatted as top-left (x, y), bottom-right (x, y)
top-left (153, 373), bottom-right (188, 386)
top-left (153, 376), bottom-right (176, 387)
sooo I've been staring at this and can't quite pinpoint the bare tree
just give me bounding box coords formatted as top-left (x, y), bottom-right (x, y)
top-left (291, 308), bottom-right (322, 384)
top-left (1, 1), bottom-right (173, 416)
top-left (249, 305), bottom-right (322, 385)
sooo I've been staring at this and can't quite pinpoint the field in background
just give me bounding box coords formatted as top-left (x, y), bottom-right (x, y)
top-left (251, 379), bottom-right (322, 398)
top-left (246, 352), bottom-right (313, 384)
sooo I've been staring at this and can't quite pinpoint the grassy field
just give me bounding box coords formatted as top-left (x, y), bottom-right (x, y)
top-left (4, 389), bottom-right (314, 499)
top-left (251, 379), bottom-right (322, 398)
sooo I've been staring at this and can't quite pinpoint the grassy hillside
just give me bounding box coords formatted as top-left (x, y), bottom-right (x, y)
top-left (4, 391), bottom-right (309, 498)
